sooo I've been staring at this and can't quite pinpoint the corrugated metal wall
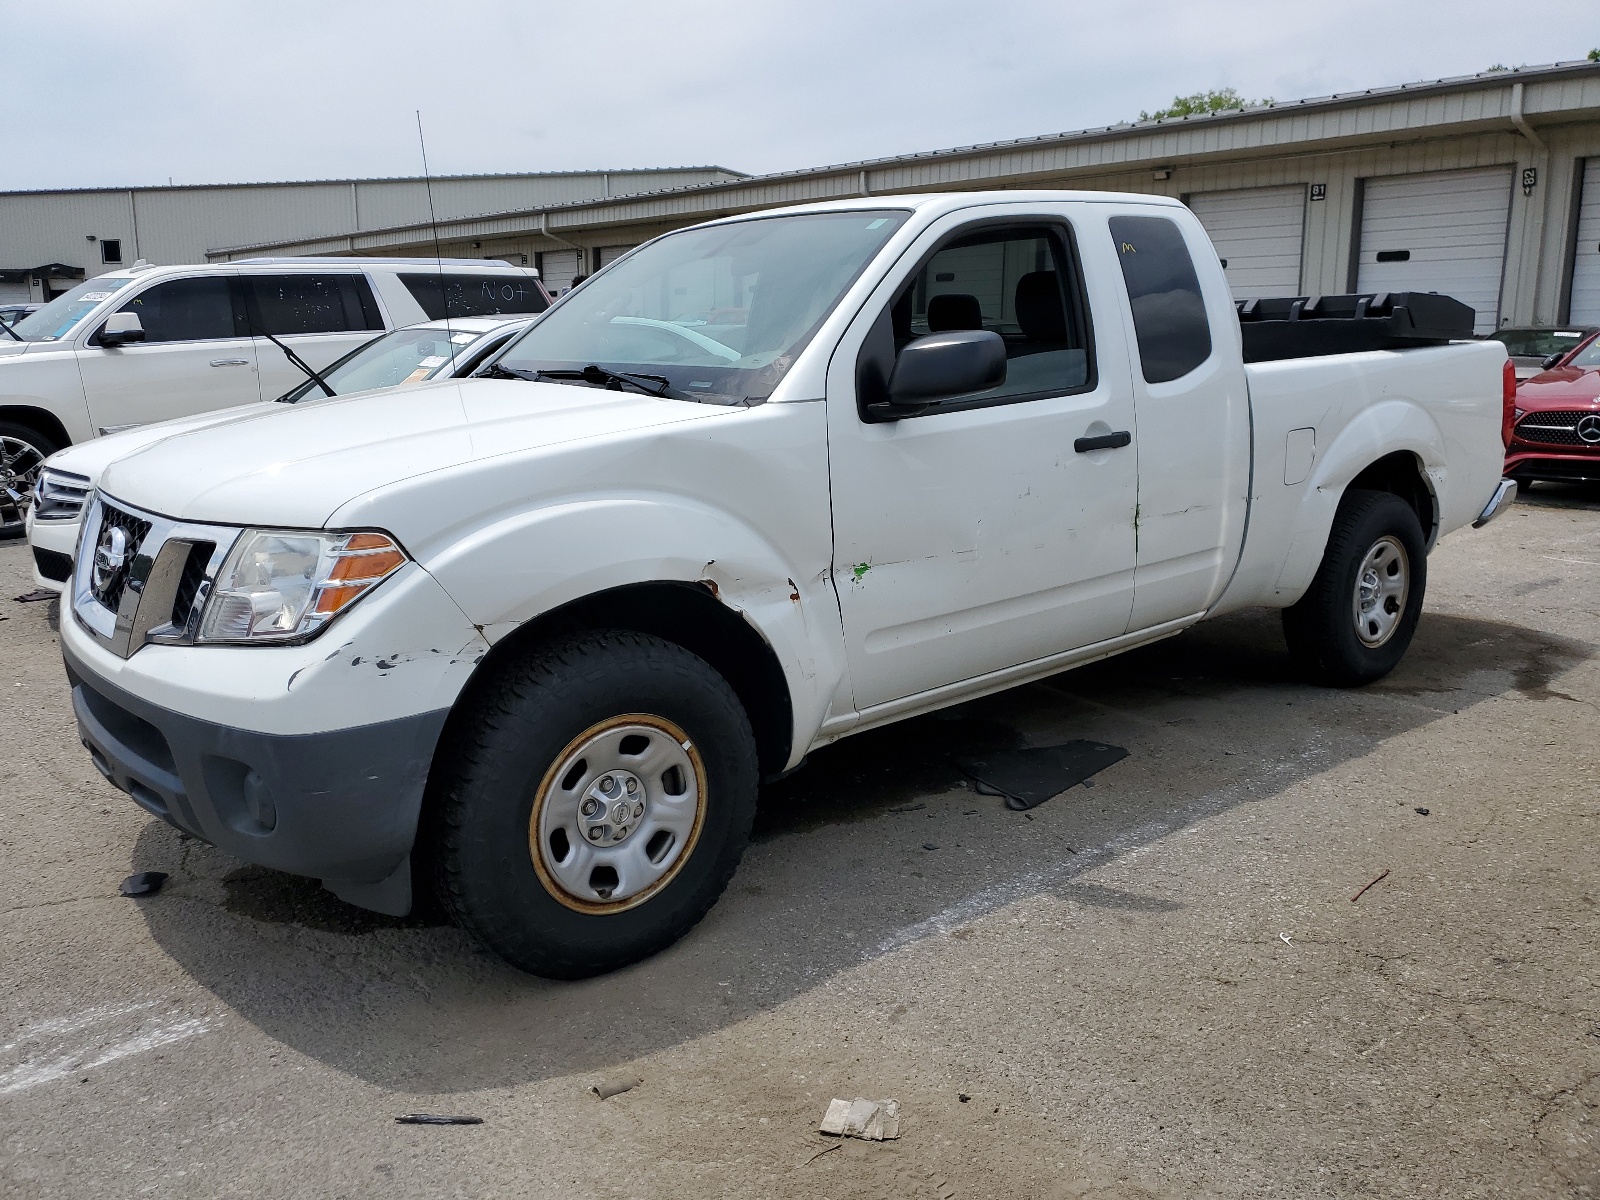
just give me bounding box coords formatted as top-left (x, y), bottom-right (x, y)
top-left (0, 169), bottom-right (738, 279)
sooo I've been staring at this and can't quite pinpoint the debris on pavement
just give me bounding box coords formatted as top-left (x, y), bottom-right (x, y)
top-left (395, 1114), bottom-right (483, 1125)
top-left (889, 802), bottom-right (926, 813)
top-left (796, 1142), bottom-right (841, 1168)
top-left (591, 1074), bottom-right (642, 1100)
top-left (119, 871), bottom-right (168, 897)
top-left (958, 1093), bottom-right (971, 1103)
top-left (955, 741), bottom-right (1129, 810)
top-left (820, 1097), bottom-right (901, 1141)
top-left (922, 842), bottom-right (939, 850)
top-left (14, 590), bottom-right (54, 603)
top-left (1350, 868), bottom-right (1391, 902)
top-left (1415, 807), bottom-right (1431, 815)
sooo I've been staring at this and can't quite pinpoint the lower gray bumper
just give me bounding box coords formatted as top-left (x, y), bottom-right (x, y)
top-left (63, 642), bottom-right (448, 914)
top-left (1473, 477), bottom-right (1518, 529)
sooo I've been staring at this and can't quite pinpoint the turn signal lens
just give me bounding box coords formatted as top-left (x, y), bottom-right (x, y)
top-left (198, 529), bottom-right (408, 643)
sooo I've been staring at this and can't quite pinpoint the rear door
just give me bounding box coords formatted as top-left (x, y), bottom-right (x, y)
top-left (827, 206), bottom-right (1139, 711)
top-left (75, 272), bottom-right (263, 432)
top-left (1105, 208), bottom-right (1251, 630)
top-left (241, 272), bottom-right (385, 399)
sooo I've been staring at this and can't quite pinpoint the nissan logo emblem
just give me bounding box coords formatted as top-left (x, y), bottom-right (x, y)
top-left (1577, 414), bottom-right (1600, 444)
top-left (92, 524), bottom-right (128, 593)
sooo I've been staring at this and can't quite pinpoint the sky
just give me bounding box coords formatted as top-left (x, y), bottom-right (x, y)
top-left (4, 1), bottom-right (1597, 192)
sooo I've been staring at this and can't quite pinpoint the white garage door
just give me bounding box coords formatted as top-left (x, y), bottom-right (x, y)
top-left (1568, 158), bottom-right (1600, 324)
top-left (0, 279), bottom-right (30, 304)
top-left (597, 245), bottom-right (633, 268)
top-left (1188, 185), bottom-right (1306, 300)
top-left (538, 249), bottom-right (582, 293)
top-left (1356, 166), bottom-right (1513, 334)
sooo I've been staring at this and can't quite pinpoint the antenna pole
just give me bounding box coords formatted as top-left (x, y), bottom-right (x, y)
top-left (416, 111), bottom-right (452, 342)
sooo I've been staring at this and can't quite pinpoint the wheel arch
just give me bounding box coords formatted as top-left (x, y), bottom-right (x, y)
top-left (0, 405), bottom-right (71, 451)
top-left (1345, 450), bottom-right (1438, 545)
top-left (442, 580), bottom-right (796, 782)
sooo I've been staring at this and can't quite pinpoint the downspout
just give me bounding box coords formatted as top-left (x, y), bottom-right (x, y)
top-left (538, 211), bottom-right (582, 251)
top-left (1508, 81), bottom-right (1545, 151)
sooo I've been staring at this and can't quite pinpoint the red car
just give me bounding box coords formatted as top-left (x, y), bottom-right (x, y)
top-left (1507, 331), bottom-right (1600, 487)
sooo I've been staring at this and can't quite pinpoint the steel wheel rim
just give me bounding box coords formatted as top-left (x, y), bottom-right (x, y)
top-left (0, 435), bottom-right (45, 533)
top-left (529, 713), bottom-right (707, 915)
top-left (1352, 534), bottom-right (1409, 647)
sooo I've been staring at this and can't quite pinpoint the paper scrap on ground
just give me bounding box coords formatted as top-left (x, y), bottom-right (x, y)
top-left (820, 1097), bottom-right (900, 1140)
top-left (956, 741), bottom-right (1129, 810)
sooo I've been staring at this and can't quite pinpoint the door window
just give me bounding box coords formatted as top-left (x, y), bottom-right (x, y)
top-left (116, 277), bottom-right (237, 343)
top-left (242, 274), bottom-right (383, 336)
top-left (399, 273), bottom-right (549, 319)
top-left (1108, 216), bottom-right (1212, 383)
top-left (859, 224), bottom-right (1094, 416)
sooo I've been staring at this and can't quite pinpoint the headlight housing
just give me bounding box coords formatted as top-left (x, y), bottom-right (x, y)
top-left (197, 529), bottom-right (407, 643)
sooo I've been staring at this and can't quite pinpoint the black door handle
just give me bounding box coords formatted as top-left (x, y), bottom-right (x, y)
top-left (1074, 430), bottom-right (1132, 453)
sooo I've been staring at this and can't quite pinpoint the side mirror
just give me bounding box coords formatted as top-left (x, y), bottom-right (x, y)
top-left (887, 330), bottom-right (1006, 406)
top-left (98, 311), bottom-right (146, 347)
top-left (1541, 352), bottom-right (1564, 370)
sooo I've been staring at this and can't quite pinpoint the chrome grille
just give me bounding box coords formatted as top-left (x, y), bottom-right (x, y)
top-left (90, 503), bottom-right (153, 613)
top-left (32, 468), bottom-right (93, 521)
top-left (1514, 410), bottom-right (1600, 447)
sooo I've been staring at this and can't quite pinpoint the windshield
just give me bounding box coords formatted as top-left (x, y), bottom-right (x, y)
top-left (1569, 336), bottom-right (1600, 370)
top-left (1490, 328), bottom-right (1593, 358)
top-left (280, 326), bottom-right (492, 401)
top-left (491, 210), bottom-right (909, 402)
top-left (10, 277), bottom-right (135, 342)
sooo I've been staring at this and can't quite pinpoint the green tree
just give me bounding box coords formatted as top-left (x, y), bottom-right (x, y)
top-left (1588, 48), bottom-right (1599, 61)
top-left (1139, 87), bottom-right (1271, 122)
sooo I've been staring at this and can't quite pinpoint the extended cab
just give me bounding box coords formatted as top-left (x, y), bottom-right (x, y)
top-left (57, 192), bottom-right (1515, 978)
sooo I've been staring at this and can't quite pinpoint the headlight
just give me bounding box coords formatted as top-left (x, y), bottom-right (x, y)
top-left (197, 529), bottom-right (407, 643)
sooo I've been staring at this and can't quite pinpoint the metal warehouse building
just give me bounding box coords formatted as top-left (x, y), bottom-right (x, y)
top-left (0, 167), bottom-right (743, 304)
top-left (209, 60), bottom-right (1600, 332)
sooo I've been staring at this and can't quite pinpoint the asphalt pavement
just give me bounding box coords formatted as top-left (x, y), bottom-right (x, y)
top-left (2, 486), bottom-right (1597, 1199)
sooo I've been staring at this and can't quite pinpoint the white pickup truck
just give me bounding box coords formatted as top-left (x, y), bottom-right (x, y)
top-left (58, 192), bottom-right (1515, 978)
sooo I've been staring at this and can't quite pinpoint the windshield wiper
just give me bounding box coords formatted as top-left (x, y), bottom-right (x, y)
top-left (242, 316), bottom-right (336, 399)
top-left (534, 364), bottom-right (679, 397)
top-left (475, 362), bottom-right (539, 381)
top-left (0, 320), bottom-right (21, 342)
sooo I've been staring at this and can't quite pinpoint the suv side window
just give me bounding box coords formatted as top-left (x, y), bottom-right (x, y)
top-left (242, 274), bottom-right (383, 336)
top-left (1108, 215), bottom-right (1212, 383)
top-left (398, 273), bottom-right (549, 319)
top-left (857, 223), bottom-right (1094, 418)
top-left (116, 277), bottom-right (237, 343)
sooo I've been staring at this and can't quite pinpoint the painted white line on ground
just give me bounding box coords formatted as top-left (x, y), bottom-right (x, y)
top-left (0, 1003), bottom-right (213, 1095)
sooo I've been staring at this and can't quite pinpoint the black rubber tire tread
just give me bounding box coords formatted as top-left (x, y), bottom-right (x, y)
top-left (1282, 488), bottom-right (1428, 687)
top-left (427, 629), bottom-right (758, 978)
top-left (0, 420), bottom-right (61, 541)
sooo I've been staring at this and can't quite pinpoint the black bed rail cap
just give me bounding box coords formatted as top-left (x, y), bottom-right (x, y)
top-left (1235, 291), bottom-right (1476, 362)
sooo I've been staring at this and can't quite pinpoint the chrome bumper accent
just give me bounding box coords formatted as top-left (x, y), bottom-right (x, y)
top-left (1472, 478), bottom-right (1517, 529)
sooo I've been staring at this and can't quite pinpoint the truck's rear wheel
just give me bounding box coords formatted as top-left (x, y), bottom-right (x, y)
top-left (430, 630), bottom-right (758, 978)
top-left (1282, 489), bottom-right (1427, 686)
top-left (0, 421), bottom-right (60, 540)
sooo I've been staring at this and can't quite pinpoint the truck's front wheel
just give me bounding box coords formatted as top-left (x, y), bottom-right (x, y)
top-left (430, 630), bottom-right (758, 978)
top-left (1282, 489), bottom-right (1427, 686)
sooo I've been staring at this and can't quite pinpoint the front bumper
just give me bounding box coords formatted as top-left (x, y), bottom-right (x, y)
top-left (66, 639), bottom-right (447, 913)
top-left (23, 507), bottom-right (79, 593)
top-left (1505, 447), bottom-right (1600, 483)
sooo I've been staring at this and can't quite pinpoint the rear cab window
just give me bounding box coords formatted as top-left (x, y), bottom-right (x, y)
top-left (857, 221), bottom-right (1095, 418)
top-left (1108, 215), bottom-right (1213, 383)
top-left (399, 273), bottom-right (549, 319)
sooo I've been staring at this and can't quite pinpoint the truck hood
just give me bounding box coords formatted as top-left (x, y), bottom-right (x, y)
top-left (97, 378), bottom-right (727, 528)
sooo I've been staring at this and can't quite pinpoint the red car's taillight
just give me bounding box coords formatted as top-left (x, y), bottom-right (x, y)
top-left (1502, 357), bottom-right (1517, 447)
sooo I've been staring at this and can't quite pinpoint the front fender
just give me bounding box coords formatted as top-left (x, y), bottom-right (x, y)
top-left (421, 493), bottom-right (846, 767)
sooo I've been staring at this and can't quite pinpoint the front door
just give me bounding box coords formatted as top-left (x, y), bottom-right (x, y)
top-left (76, 273), bottom-right (263, 433)
top-left (240, 273), bottom-right (385, 400)
top-left (827, 210), bottom-right (1140, 713)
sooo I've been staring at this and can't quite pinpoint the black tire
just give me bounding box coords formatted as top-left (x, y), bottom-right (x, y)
top-left (1282, 489), bottom-right (1427, 687)
top-left (427, 630), bottom-right (758, 978)
top-left (0, 421), bottom-right (61, 540)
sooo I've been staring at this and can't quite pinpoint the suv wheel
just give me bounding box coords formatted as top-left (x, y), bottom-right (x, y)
top-left (0, 422), bottom-right (59, 540)
top-left (1282, 489), bottom-right (1428, 686)
top-left (428, 630), bottom-right (758, 978)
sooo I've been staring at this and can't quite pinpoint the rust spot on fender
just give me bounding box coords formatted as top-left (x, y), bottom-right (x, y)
top-left (788, 578), bottom-right (801, 602)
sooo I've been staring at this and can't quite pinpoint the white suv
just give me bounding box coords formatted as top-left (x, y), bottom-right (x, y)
top-left (0, 258), bottom-right (548, 537)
